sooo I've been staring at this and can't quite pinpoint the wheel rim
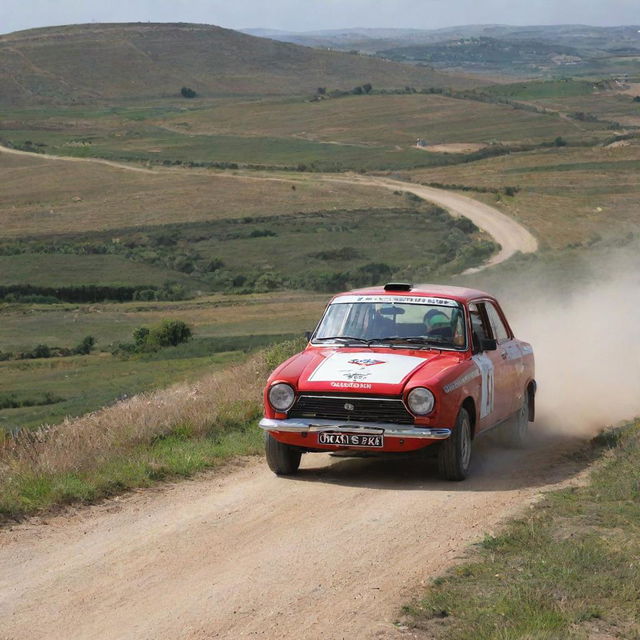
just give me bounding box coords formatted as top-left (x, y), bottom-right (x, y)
top-left (460, 417), bottom-right (471, 470)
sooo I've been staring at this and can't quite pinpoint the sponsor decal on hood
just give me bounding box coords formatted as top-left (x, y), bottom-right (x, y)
top-left (308, 352), bottom-right (425, 385)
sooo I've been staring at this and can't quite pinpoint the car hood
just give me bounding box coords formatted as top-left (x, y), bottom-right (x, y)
top-left (276, 347), bottom-right (462, 395)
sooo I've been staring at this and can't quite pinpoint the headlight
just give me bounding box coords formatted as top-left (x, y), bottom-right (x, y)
top-left (268, 383), bottom-right (295, 412)
top-left (407, 387), bottom-right (435, 415)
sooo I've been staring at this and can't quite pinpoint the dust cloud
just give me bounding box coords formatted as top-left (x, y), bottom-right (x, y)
top-left (504, 258), bottom-right (640, 436)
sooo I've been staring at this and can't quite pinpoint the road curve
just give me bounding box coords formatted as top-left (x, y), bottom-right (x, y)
top-left (1, 145), bottom-right (538, 272)
top-left (327, 175), bottom-right (539, 272)
top-left (0, 437), bottom-right (585, 640)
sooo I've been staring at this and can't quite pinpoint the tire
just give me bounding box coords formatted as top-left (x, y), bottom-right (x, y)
top-left (264, 433), bottom-right (302, 475)
top-left (502, 392), bottom-right (529, 449)
top-left (438, 407), bottom-right (472, 481)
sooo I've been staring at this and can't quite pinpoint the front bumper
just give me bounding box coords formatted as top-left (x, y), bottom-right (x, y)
top-left (259, 418), bottom-right (451, 440)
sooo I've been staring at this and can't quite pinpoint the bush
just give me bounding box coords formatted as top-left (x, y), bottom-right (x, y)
top-left (180, 87), bottom-right (197, 99)
top-left (148, 320), bottom-right (192, 348)
top-left (31, 344), bottom-right (51, 359)
top-left (73, 336), bottom-right (96, 355)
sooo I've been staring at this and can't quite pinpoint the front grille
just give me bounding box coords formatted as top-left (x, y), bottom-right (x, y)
top-left (288, 394), bottom-right (414, 425)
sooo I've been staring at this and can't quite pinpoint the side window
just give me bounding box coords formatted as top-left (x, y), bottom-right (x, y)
top-left (468, 302), bottom-right (490, 345)
top-left (485, 303), bottom-right (510, 343)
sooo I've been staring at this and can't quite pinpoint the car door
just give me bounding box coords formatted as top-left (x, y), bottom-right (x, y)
top-left (485, 301), bottom-right (525, 415)
top-left (469, 301), bottom-right (511, 428)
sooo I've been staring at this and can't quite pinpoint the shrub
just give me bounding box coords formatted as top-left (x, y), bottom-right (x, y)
top-left (148, 320), bottom-right (192, 348)
top-left (73, 336), bottom-right (96, 355)
top-left (180, 87), bottom-right (197, 98)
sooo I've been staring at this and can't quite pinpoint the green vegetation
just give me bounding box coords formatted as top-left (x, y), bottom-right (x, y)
top-left (0, 206), bottom-right (496, 295)
top-left (479, 79), bottom-right (596, 101)
top-left (402, 420), bottom-right (640, 639)
top-left (0, 339), bottom-right (303, 519)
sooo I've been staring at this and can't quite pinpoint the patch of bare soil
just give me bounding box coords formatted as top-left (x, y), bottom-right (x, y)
top-left (419, 143), bottom-right (488, 154)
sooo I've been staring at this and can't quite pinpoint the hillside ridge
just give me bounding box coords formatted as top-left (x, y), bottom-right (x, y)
top-left (0, 22), bottom-right (475, 105)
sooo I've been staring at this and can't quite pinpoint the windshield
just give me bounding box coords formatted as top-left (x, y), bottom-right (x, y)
top-left (312, 296), bottom-right (466, 350)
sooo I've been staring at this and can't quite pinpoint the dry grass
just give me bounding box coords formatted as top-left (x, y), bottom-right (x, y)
top-left (404, 142), bottom-right (640, 247)
top-left (1, 352), bottom-right (261, 474)
top-left (0, 151), bottom-right (400, 237)
top-left (162, 93), bottom-right (608, 147)
top-left (0, 340), bottom-right (302, 517)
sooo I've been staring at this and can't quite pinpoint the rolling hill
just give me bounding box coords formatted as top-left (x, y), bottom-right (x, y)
top-left (0, 22), bottom-right (475, 105)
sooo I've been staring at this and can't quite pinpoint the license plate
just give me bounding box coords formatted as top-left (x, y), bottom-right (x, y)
top-left (317, 432), bottom-right (384, 448)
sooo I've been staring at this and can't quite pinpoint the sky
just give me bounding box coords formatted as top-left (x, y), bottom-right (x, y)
top-left (1, 0), bottom-right (638, 35)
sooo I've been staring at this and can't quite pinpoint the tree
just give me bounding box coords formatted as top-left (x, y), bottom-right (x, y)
top-left (554, 136), bottom-right (568, 147)
top-left (363, 83), bottom-right (372, 94)
top-left (317, 87), bottom-right (326, 95)
top-left (180, 87), bottom-right (197, 99)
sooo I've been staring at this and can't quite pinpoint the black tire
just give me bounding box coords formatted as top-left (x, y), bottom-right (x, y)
top-left (502, 392), bottom-right (529, 449)
top-left (438, 407), bottom-right (472, 481)
top-left (264, 433), bottom-right (302, 475)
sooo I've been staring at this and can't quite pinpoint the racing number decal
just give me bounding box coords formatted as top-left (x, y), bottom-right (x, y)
top-left (472, 354), bottom-right (494, 419)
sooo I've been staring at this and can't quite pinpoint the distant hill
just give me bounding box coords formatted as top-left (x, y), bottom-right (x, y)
top-left (246, 24), bottom-right (640, 53)
top-left (0, 22), bottom-right (475, 105)
top-left (245, 24), bottom-right (640, 76)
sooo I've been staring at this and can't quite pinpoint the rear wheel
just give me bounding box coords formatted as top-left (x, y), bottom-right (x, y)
top-left (438, 407), bottom-right (472, 481)
top-left (502, 392), bottom-right (529, 448)
top-left (265, 433), bottom-right (302, 475)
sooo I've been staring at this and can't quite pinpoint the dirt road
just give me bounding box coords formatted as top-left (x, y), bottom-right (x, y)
top-left (329, 176), bottom-right (538, 271)
top-left (0, 145), bottom-right (537, 272)
top-left (0, 144), bottom-right (157, 174)
top-left (0, 435), bottom-right (587, 640)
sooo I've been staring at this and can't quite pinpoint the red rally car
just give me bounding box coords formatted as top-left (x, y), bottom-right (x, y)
top-left (259, 283), bottom-right (536, 481)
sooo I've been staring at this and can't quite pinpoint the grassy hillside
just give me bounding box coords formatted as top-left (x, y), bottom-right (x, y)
top-left (0, 22), bottom-right (474, 105)
top-left (403, 140), bottom-right (640, 248)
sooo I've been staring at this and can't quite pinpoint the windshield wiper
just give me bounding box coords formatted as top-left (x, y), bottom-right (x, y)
top-left (313, 336), bottom-right (370, 345)
top-left (372, 336), bottom-right (449, 347)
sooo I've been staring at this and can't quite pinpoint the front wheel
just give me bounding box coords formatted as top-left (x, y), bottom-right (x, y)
top-left (438, 407), bottom-right (472, 481)
top-left (265, 433), bottom-right (302, 475)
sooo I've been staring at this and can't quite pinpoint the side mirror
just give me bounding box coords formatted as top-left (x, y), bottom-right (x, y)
top-left (304, 331), bottom-right (312, 342)
top-left (480, 337), bottom-right (497, 352)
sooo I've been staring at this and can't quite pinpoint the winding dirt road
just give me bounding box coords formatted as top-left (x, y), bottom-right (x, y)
top-left (0, 436), bottom-right (587, 640)
top-left (0, 144), bottom-right (538, 272)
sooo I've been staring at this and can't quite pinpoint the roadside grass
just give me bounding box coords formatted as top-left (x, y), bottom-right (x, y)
top-left (402, 420), bottom-right (640, 640)
top-left (0, 339), bottom-right (304, 519)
